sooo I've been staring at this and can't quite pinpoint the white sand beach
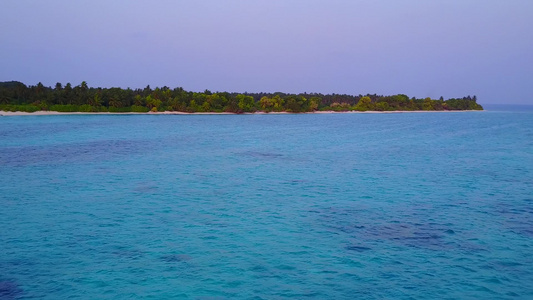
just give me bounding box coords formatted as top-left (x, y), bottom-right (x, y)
top-left (0, 110), bottom-right (483, 116)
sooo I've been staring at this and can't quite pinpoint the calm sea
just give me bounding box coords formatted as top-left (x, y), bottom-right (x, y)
top-left (1, 107), bottom-right (532, 299)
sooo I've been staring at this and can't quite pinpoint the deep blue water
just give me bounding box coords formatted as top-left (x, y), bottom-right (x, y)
top-left (1, 108), bottom-right (532, 299)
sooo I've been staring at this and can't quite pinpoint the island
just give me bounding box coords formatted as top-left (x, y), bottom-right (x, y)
top-left (0, 81), bottom-right (483, 114)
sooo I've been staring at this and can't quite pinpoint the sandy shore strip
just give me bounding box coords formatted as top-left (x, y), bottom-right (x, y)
top-left (0, 110), bottom-right (483, 116)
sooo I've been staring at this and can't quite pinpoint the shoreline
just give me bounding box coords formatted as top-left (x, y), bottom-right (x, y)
top-left (0, 110), bottom-right (483, 116)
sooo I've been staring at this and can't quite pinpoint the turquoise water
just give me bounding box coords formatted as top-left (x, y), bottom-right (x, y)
top-left (1, 108), bottom-right (532, 299)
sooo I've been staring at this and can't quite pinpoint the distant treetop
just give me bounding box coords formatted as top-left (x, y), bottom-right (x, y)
top-left (0, 81), bottom-right (483, 113)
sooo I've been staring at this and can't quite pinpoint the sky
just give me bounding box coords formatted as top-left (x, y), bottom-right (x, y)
top-left (1, 0), bottom-right (532, 104)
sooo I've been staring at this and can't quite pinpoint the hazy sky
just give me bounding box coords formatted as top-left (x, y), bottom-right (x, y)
top-left (1, 1), bottom-right (532, 104)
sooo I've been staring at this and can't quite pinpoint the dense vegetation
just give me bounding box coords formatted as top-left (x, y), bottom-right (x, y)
top-left (0, 81), bottom-right (483, 113)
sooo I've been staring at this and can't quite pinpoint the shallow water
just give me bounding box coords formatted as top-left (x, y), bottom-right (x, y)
top-left (1, 108), bottom-right (532, 299)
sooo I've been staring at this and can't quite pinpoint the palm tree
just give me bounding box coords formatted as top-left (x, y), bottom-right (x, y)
top-left (109, 97), bottom-right (122, 108)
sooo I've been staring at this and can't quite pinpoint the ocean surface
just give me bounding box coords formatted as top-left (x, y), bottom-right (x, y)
top-left (1, 107), bottom-right (532, 299)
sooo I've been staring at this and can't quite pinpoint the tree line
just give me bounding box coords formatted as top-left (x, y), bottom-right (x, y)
top-left (0, 81), bottom-right (483, 113)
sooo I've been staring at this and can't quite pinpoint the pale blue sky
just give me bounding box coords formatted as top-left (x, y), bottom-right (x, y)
top-left (1, 0), bottom-right (532, 104)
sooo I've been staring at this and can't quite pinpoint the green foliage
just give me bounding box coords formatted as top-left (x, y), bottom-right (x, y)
top-left (375, 102), bottom-right (390, 111)
top-left (258, 95), bottom-right (286, 112)
top-left (330, 102), bottom-right (352, 111)
top-left (422, 97), bottom-right (434, 111)
top-left (131, 105), bottom-right (150, 112)
top-left (49, 104), bottom-right (80, 112)
top-left (444, 97), bottom-right (483, 110)
top-left (283, 95), bottom-right (315, 112)
top-left (145, 95), bottom-right (162, 110)
top-left (308, 97), bottom-right (320, 111)
top-left (0, 81), bottom-right (483, 113)
top-left (237, 94), bottom-right (256, 112)
top-left (90, 93), bottom-right (102, 107)
top-left (0, 104), bottom-right (40, 112)
top-left (78, 104), bottom-right (95, 112)
top-left (271, 95), bottom-right (284, 112)
top-left (354, 96), bottom-right (374, 111)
